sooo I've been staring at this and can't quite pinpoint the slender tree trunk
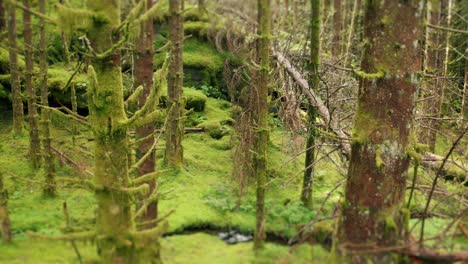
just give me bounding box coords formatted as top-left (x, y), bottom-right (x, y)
top-left (420, 0), bottom-right (441, 152)
top-left (165, 0), bottom-right (184, 168)
top-left (439, 0), bottom-right (453, 124)
top-left (59, 0), bottom-right (70, 64)
top-left (332, 0), bottom-right (340, 57)
top-left (39, 0), bottom-right (56, 197)
top-left (337, 0), bottom-right (421, 261)
top-left (0, 171), bottom-right (12, 244)
top-left (461, 60), bottom-right (467, 119)
top-left (7, 2), bottom-right (23, 135)
top-left (23, 0), bottom-right (41, 168)
top-left (253, 0), bottom-right (271, 251)
top-left (301, 0), bottom-right (320, 209)
top-left (0, 0), bottom-right (5, 32)
top-left (342, 0), bottom-right (360, 67)
top-left (135, 0), bottom-right (158, 226)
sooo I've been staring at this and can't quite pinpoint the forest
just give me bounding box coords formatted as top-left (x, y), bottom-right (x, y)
top-left (0, 0), bottom-right (466, 263)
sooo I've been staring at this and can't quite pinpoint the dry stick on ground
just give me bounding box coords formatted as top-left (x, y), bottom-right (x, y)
top-left (419, 126), bottom-right (467, 247)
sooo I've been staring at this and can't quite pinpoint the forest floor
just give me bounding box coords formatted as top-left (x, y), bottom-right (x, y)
top-left (0, 94), bottom-right (466, 263)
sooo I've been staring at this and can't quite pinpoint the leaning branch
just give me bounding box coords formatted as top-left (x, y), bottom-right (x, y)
top-left (274, 51), bottom-right (468, 178)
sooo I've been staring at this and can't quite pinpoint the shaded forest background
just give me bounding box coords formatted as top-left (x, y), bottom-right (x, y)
top-left (0, 0), bottom-right (466, 263)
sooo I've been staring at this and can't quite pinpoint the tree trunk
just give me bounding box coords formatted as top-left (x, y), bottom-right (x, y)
top-left (253, 0), bottom-right (271, 251)
top-left (39, 0), bottom-right (56, 197)
top-left (0, 171), bottom-right (12, 244)
top-left (301, 0), bottom-right (320, 209)
top-left (337, 0), bottom-right (422, 261)
top-left (0, 0), bottom-right (5, 32)
top-left (332, 0), bottom-right (341, 57)
top-left (135, 0), bottom-right (158, 227)
top-left (23, 0), bottom-right (41, 168)
top-left (59, 0), bottom-right (70, 64)
top-left (165, 0), bottom-right (184, 168)
top-left (7, 1), bottom-right (23, 135)
top-left (342, 0), bottom-right (360, 67)
top-left (419, 0), bottom-right (441, 152)
top-left (86, 1), bottom-right (163, 262)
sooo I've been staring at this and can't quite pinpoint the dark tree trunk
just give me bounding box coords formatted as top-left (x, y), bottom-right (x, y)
top-left (337, 0), bottom-right (422, 261)
top-left (332, 0), bottom-right (341, 57)
top-left (39, 0), bottom-right (56, 197)
top-left (7, 1), bottom-right (23, 135)
top-left (0, 0), bottom-right (5, 32)
top-left (23, 0), bottom-right (41, 168)
top-left (301, 0), bottom-right (320, 209)
top-left (253, 0), bottom-right (271, 251)
top-left (135, 0), bottom-right (157, 225)
top-left (0, 171), bottom-right (12, 243)
top-left (165, 0), bottom-right (184, 168)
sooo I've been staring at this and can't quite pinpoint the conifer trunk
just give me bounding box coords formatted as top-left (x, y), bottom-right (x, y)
top-left (166, 0), bottom-right (184, 168)
top-left (332, 0), bottom-right (340, 57)
top-left (7, 1), bottom-right (23, 135)
top-left (39, 0), bottom-right (56, 197)
top-left (301, 0), bottom-right (320, 209)
top-left (420, 0), bottom-right (441, 152)
top-left (253, 0), bottom-right (271, 250)
top-left (337, 0), bottom-right (421, 261)
top-left (135, 0), bottom-right (157, 225)
top-left (0, 171), bottom-right (12, 244)
top-left (23, 0), bottom-right (41, 168)
top-left (0, 0), bottom-right (5, 32)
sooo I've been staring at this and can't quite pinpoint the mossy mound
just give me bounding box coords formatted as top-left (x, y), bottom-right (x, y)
top-left (184, 88), bottom-right (208, 112)
top-left (197, 120), bottom-right (229, 139)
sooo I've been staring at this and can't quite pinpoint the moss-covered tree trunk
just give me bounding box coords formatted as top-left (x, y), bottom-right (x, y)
top-left (301, 0), bottom-right (320, 209)
top-left (165, 0), bottom-right (184, 168)
top-left (23, 0), bottom-right (41, 168)
top-left (86, 1), bottom-right (162, 262)
top-left (337, 0), bottom-right (421, 261)
top-left (0, 171), bottom-right (12, 243)
top-left (39, 0), bottom-right (56, 197)
top-left (419, 0), bottom-right (441, 152)
top-left (7, 1), bottom-right (23, 135)
top-left (253, 0), bottom-right (271, 251)
top-left (135, 0), bottom-right (157, 225)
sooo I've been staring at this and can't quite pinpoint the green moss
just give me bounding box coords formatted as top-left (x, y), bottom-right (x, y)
top-left (184, 21), bottom-right (211, 38)
top-left (375, 146), bottom-right (384, 169)
top-left (0, 47), bottom-right (25, 73)
top-left (384, 217), bottom-right (397, 233)
top-left (184, 88), bottom-right (208, 112)
top-left (154, 39), bottom-right (225, 73)
top-left (355, 69), bottom-right (385, 79)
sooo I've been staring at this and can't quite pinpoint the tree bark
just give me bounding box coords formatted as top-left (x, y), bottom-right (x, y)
top-left (86, 1), bottom-right (163, 262)
top-left (419, 0), bottom-right (441, 152)
top-left (165, 0), bottom-right (184, 168)
top-left (337, 0), bottom-right (422, 261)
top-left (23, 0), bottom-right (41, 168)
top-left (0, 0), bottom-right (5, 32)
top-left (301, 0), bottom-right (320, 209)
top-left (135, 0), bottom-right (158, 227)
top-left (0, 171), bottom-right (12, 244)
top-left (39, 0), bottom-right (56, 197)
top-left (253, 0), bottom-right (271, 251)
top-left (332, 0), bottom-right (341, 57)
top-left (7, 1), bottom-right (23, 135)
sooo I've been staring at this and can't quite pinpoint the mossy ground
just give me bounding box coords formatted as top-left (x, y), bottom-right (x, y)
top-left (1, 93), bottom-right (465, 262)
